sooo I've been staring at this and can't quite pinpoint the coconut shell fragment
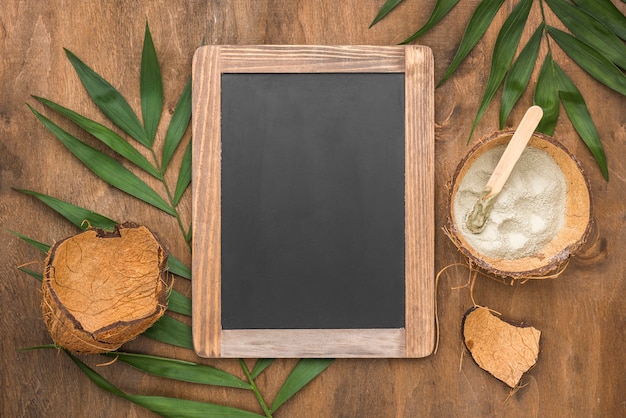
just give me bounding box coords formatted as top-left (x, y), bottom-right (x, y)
top-left (462, 307), bottom-right (540, 388)
top-left (42, 223), bottom-right (168, 354)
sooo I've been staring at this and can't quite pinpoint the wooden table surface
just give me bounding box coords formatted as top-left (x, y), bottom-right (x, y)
top-left (1, 1), bottom-right (624, 417)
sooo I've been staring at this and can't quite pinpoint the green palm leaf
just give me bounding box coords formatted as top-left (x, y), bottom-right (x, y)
top-left (140, 22), bottom-right (163, 146)
top-left (547, 26), bottom-right (626, 96)
top-left (269, 359), bottom-right (334, 413)
top-left (534, 53), bottom-right (560, 136)
top-left (499, 24), bottom-right (543, 128)
top-left (143, 314), bottom-right (193, 349)
top-left (65, 49), bottom-right (149, 147)
top-left (102, 352), bottom-right (251, 390)
top-left (29, 106), bottom-right (176, 216)
top-left (162, 78), bottom-right (192, 173)
top-left (468, 0), bottom-right (532, 142)
top-left (14, 188), bottom-right (118, 230)
top-left (8, 230), bottom-right (50, 253)
top-left (167, 255), bottom-right (191, 280)
top-left (369, 0), bottom-right (404, 27)
top-left (18, 267), bottom-right (43, 281)
top-left (251, 359), bottom-right (275, 380)
top-left (173, 140), bottom-right (192, 206)
top-left (438, 0), bottom-right (505, 87)
top-left (572, 0), bottom-right (626, 41)
top-left (127, 395), bottom-right (264, 418)
top-left (68, 352), bottom-right (264, 418)
top-left (167, 289), bottom-right (192, 316)
top-left (401, 0), bottom-right (460, 45)
top-left (553, 64), bottom-right (609, 180)
top-left (32, 96), bottom-right (162, 179)
top-left (546, 0), bottom-right (626, 69)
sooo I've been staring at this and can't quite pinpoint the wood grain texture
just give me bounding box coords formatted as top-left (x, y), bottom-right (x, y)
top-left (2, 1), bottom-right (625, 417)
top-left (221, 329), bottom-right (406, 358)
top-left (192, 45), bottom-right (434, 358)
top-left (218, 45), bottom-right (405, 72)
top-left (191, 46), bottom-right (222, 358)
top-left (404, 44), bottom-right (435, 358)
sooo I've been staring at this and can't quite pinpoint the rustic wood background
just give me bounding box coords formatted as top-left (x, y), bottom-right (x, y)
top-left (1, 1), bottom-right (624, 416)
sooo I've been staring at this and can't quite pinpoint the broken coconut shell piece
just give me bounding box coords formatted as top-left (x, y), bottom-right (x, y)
top-left (462, 307), bottom-right (540, 388)
top-left (42, 223), bottom-right (169, 354)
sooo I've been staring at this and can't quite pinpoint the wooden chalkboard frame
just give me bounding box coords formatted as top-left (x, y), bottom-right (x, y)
top-left (191, 45), bottom-right (434, 358)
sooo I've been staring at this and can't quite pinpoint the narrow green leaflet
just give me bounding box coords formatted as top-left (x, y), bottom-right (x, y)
top-left (251, 359), bottom-right (275, 380)
top-left (401, 0), bottom-right (460, 45)
top-left (17, 344), bottom-right (58, 352)
top-left (269, 359), bottom-right (334, 413)
top-left (167, 255), bottom-right (191, 280)
top-left (102, 352), bottom-right (251, 390)
top-left (185, 224), bottom-right (192, 245)
top-left (29, 106), bottom-right (177, 217)
top-left (499, 23), bottom-right (543, 128)
top-left (142, 314), bottom-right (193, 349)
top-left (65, 49), bottom-right (149, 147)
top-left (126, 396), bottom-right (264, 418)
top-left (8, 230), bottom-right (51, 253)
top-left (14, 188), bottom-right (118, 230)
top-left (162, 78), bottom-right (192, 173)
top-left (546, 0), bottom-right (626, 69)
top-left (553, 64), bottom-right (609, 180)
top-left (33, 96), bottom-right (162, 179)
top-left (167, 289), bottom-right (192, 316)
top-left (547, 26), bottom-right (626, 96)
top-left (438, 0), bottom-right (505, 87)
top-left (140, 23), bottom-right (163, 146)
top-left (67, 350), bottom-right (125, 396)
top-left (173, 140), bottom-right (192, 206)
top-left (533, 53), bottom-right (560, 136)
top-left (369, 0), bottom-right (404, 27)
top-left (468, 0), bottom-right (532, 142)
top-left (18, 267), bottom-right (42, 281)
top-left (559, 92), bottom-right (609, 180)
top-left (572, 0), bottom-right (626, 41)
top-left (67, 352), bottom-right (264, 418)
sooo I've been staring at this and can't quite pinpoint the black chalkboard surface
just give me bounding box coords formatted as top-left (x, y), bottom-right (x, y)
top-left (192, 45), bottom-right (435, 358)
top-left (221, 73), bottom-right (406, 330)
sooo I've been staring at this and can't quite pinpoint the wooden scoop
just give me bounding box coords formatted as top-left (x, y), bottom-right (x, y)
top-left (466, 105), bottom-right (544, 234)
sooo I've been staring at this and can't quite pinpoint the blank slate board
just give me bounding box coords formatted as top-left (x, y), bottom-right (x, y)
top-left (191, 45), bottom-right (435, 358)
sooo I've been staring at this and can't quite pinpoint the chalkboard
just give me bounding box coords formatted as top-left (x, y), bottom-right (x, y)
top-left (192, 45), bottom-right (435, 358)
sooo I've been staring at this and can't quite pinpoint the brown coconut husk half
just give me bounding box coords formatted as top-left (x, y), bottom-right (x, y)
top-left (42, 222), bottom-right (169, 354)
top-left (447, 130), bottom-right (593, 281)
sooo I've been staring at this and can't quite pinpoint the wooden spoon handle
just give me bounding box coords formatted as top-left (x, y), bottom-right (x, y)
top-left (484, 105), bottom-right (543, 198)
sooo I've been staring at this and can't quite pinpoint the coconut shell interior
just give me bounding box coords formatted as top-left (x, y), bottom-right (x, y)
top-left (449, 130), bottom-right (592, 279)
top-left (42, 223), bottom-right (168, 354)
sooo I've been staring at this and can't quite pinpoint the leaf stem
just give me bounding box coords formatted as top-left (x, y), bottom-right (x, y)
top-left (538, 0), bottom-right (553, 56)
top-left (238, 359), bottom-right (273, 418)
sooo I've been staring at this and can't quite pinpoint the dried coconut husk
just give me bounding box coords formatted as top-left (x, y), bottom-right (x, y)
top-left (447, 130), bottom-right (593, 281)
top-left (462, 307), bottom-right (540, 388)
top-left (42, 222), bottom-right (169, 354)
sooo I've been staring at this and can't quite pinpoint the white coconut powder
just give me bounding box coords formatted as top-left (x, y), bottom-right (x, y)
top-left (453, 145), bottom-right (567, 260)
